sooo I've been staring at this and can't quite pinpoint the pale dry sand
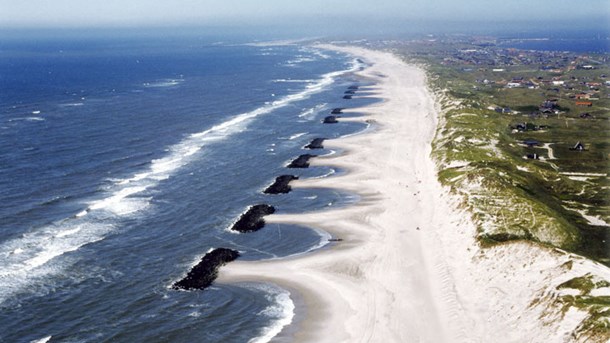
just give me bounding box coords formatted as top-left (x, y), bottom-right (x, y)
top-left (219, 46), bottom-right (466, 342)
top-left (218, 46), bottom-right (610, 342)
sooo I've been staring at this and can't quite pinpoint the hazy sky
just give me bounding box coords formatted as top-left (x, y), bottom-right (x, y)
top-left (0, 0), bottom-right (608, 29)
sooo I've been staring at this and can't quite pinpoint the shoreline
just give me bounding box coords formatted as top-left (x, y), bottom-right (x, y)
top-left (218, 45), bottom-right (458, 342)
top-left (221, 44), bottom-right (610, 342)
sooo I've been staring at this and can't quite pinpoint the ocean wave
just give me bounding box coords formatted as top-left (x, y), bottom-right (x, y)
top-left (142, 78), bottom-right (185, 88)
top-left (283, 54), bottom-right (318, 67)
top-left (312, 168), bottom-right (336, 179)
top-left (272, 79), bottom-right (315, 83)
top-left (59, 102), bottom-right (84, 107)
top-left (29, 336), bottom-right (52, 343)
top-left (340, 120), bottom-right (374, 139)
top-left (282, 46), bottom-right (333, 67)
top-left (311, 50), bottom-right (331, 59)
top-left (288, 132), bottom-right (307, 140)
top-left (306, 227), bottom-right (333, 252)
top-left (0, 220), bottom-right (114, 304)
top-left (103, 59), bottom-right (360, 208)
top-left (8, 117), bottom-right (45, 122)
top-left (0, 58), bottom-right (360, 304)
top-left (247, 284), bottom-right (295, 343)
top-left (298, 103), bottom-right (327, 120)
top-left (300, 47), bottom-right (331, 60)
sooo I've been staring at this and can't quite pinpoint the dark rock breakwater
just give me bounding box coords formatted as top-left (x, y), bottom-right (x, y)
top-left (264, 175), bottom-right (299, 194)
top-left (229, 204), bottom-right (276, 233)
top-left (305, 138), bottom-right (325, 149)
top-left (173, 248), bottom-right (240, 290)
top-left (323, 116), bottom-right (339, 124)
top-left (287, 154), bottom-right (315, 168)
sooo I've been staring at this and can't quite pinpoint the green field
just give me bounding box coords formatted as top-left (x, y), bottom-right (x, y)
top-left (382, 37), bottom-right (610, 265)
top-left (348, 34), bottom-right (610, 342)
top-left (379, 37), bottom-right (610, 338)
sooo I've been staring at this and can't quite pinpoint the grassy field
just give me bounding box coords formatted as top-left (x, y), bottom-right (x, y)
top-left (354, 36), bottom-right (610, 338)
top-left (374, 37), bottom-right (610, 265)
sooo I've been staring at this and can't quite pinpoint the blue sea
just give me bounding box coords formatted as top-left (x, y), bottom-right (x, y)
top-left (0, 35), bottom-right (377, 342)
top-left (497, 31), bottom-right (609, 53)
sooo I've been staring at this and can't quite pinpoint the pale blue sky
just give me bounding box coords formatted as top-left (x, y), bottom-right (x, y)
top-left (0, 0), bottom-right (608, 28)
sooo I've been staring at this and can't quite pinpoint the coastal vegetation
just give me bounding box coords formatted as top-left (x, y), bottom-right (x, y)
top-left (362, 35), bottom-right (610, 339)
top-left (374, 36), bottom-right (609, 263)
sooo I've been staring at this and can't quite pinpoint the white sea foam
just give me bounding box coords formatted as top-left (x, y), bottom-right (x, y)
top-left (59, 102), bottom-right (85, 108)
top-left (30, 336), bottom-right (52, 343)
top-left (306, 228), bottom-right (332, 253)
top-left (54, 227), bottom-right (82, 238)
top-left (142, 78), bottom-right (185, 88)
top-left (273, 79), bottom-right (315, 83)
top-left (288, 132), bottom-right (307, 140)
top-left (298, 103), bottom-right (327, 120)
top-left (2, 222), bottom-right (113, 273)
top-left (312, 168), bottom-right (336, 179)
top-left (311, 50), bottom-right (331, 59)
top-left (88, 186), bottom-right (149, 213)
top-left (284, 56), bottom-right (317, 67)
top-left (0, 221), bottom-right (114, 304)
top-left (9, 117), bottom-right (45, 122)
top-left (340, 120), bottom-right (374, 139)
top-left (247, 284), bottom-right (295, 343)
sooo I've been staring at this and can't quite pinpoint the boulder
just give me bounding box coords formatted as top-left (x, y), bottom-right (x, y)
top-left (288, 154), bottom-right (315, 168)
top-left (264, 175), bottom-right (299, 194)
top-left (323, 116), bottom-right (339, 124)
top-left (229, 204), bottom-right (276, 233)
top-left (305, 138), bottom-right (325, 149)
top-left (172, 248), bottom-right (240, 290)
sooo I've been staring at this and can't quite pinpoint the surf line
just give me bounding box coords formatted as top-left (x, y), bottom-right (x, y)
top-left (214, 79), bottom-right (376, 342)
top-left (170, 54), bottom-right (367, 292)
top-left (210, 89), bottom-right (367, 343)
top-left (172, 50), bottom-right (372, 343)
top-left (0, 54), bottom-right (368, 309)
top-left (173, 80), bottom-right (364, 290)
top-left (211, 47), bottom-right (385, 342)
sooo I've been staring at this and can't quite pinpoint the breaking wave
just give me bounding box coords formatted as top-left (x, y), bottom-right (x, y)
top-left (0, 58), bottom-right (362, 305)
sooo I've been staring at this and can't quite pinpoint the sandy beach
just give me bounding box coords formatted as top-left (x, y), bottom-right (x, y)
top-left (218, 45), bottom-right (462, 342)
top-left (218, 46), bottom-right (610, 342)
